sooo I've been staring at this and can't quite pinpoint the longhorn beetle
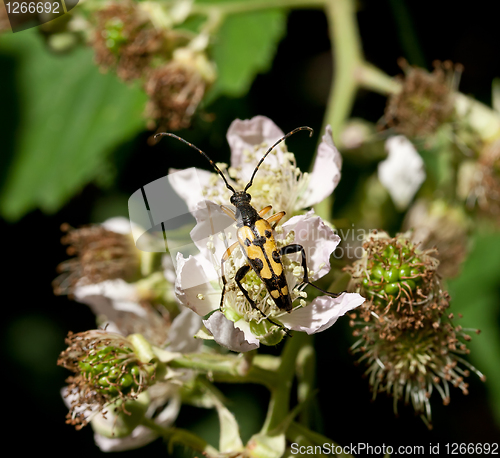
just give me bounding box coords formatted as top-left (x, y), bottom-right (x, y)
top-left (155, 127), bottom-right (339, 325)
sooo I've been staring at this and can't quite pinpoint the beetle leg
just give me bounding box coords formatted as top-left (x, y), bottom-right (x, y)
top-left (258, 205), bottom-right (272, 217)
top-left (280, 244), bottom-right (340, 297)
top-left (220, 241), bottom-right (240, 309)
top-left (266, 211), bottom-right (286, 229)
top-left (234, 264), bottom-right (291, 335)
top-left (220, 205), bottom-right (237, 221)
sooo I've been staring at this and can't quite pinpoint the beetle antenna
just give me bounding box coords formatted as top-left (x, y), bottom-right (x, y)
top-left (155, 132), bottom-right (236, 194)
top-left (244, 126), bottom-right (313, 192)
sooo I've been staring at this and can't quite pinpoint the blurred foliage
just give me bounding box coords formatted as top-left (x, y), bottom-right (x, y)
top-left (207, 9), bottom-right (286, 102)
top-left (448, 231), bottom-right (500, 425)
top-left (0, 29), bottom-right (147, 221)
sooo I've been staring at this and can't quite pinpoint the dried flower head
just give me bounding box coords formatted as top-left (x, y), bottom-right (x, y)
top-left (383, 59), bottom-right (461, 138)
top-left (346, 231), bottom-right (484, 428)
top-left (53, 222), bottom-right (140, 296)
top-left (92, 1), bottom-right (164, 81)
top-left (145, 48), bottom-right (215, 131)
top-left (58, 330), bottom-right (156, 429)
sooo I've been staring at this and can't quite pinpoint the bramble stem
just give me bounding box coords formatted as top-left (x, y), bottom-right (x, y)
top-left (261, 331), bottom-right (308, 432)
top-left (141, 418), bottom-right (219, 456)
top-left (169, 353), bottom-right (278, 388)
top-left (323, 0), bottom-right (363, 143)
top-left (296, 337), bottom-right (317, 426)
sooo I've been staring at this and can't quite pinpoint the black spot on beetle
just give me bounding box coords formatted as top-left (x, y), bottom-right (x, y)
top-left (244, 238), bottom-right (251, 247)
top-left (251, 257), bottom-right (264, 272)
top-left (272, 251), bottom-right (281, 263)
top-left (252, 236), bottom-right (266, 247)
top-left (265, 230), bottom-right (272, 238)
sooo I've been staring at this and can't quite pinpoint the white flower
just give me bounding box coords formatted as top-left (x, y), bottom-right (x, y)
top-left (174, 202), bottom-right (364, 352)
top-left (63, 215), bottom-right (201, 350)
top-left (92, 386), bottom-right (182, 452)
top-left (168, 116), bottom-right (342, 219)
top-left (378, 135), bottom-right (426, 211)
top-left (62, 385), bottom-right (182, 452)
top-left (75, 279), bottom-right (202, 352)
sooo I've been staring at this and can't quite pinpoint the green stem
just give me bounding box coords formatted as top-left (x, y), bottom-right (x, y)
top-left (261, 332), bottom-right (307, 432)
top-left (357, 62), bottom-right (401, 96)
top-left (169, 353), bottom-right (278, 388)
top-left (323, 0), bottom-right (363, 143)
top-left (295, 336), bottom-right (316, 426)
top-left (141, 418), bottom-right (219, 456)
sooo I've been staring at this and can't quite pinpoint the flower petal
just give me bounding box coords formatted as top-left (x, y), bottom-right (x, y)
top-left (74, 280), bottom-right (145, 319)
top-left (93, 393), bottom-right (181, 452)
top-left (190, 200), bottom-right (238, 259)
top-left (378, 136), bottom-right (426, 211)
top-left (298, 125), bottom-right (342, 208)
top-left (167, 167), bottom-right (217, 213)
top-left (102, 216), bottom-right (133, 234)
top-left (168, 307), bottom-right (203, 353)
top-left (203, 311), bottom-right (260, 352)
top-left (280, 293), bottom-right (365, 334)
top-left (227, 116), bottom-right (285, 181)
top-left (281, 211), bottom-right (340, 281)
top-left (174, 253), bottom-right (221, 316)
top-left (93, 425), bottom-right (156, 452)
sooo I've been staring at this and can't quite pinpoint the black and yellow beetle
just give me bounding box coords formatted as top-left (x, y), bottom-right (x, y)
top-left (155, 127), bottom-right (338, 321)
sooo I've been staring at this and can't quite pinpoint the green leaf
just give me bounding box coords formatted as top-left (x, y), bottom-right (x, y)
top-left (207, 8), bottom-right (286, 102)
top-left (0, 30), bottom-right (147, 221)
top-left (447, 232), bottom-right (500, 426)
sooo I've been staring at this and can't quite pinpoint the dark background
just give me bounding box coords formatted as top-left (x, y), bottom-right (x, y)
top-left (2, 1), bottom-right (499, 456)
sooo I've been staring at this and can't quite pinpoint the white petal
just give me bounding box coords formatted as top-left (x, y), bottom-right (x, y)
top-left (74, 280), bottom-right (146, 326)
top-left (280, 293), bottom-right (365, 334)
top-left (167, 167), bottom-right (216, 213)
top-left (203, 311), bottom-right (260, 352)
top-left (102, 217), bottom-right (133, 234)
top-left (298, 125), bottom-right (342, 208)
top-left (174, 254), bottom-right (221, 316)
top-left (93, 393), bottom-right (181, 452)
top-left (102, 218), bottom-right (152, 252)
top-left (155, 393), bottom-right (182, 427)
top-left (190, 200), bottom-right (238, 260)
top-left (227, 116), bottom-right (285, 181)
top-left (94, 426), bottom-right (158, 452)
top-left (93, 389), bottom-right (181, 452)
top-left (378, 136), bottom-right (426, 211)
top-left (168, 307), bottom-right (203, 353)
top-left (281, 211), bottom-right (340, 281)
